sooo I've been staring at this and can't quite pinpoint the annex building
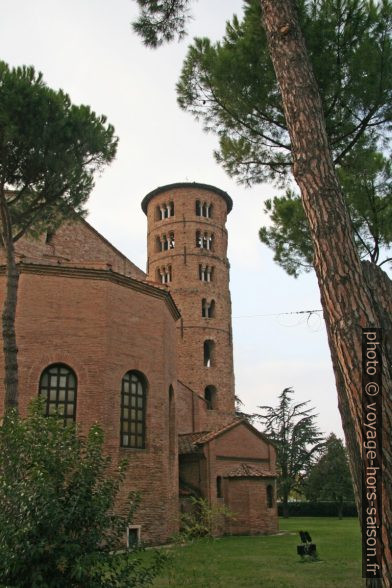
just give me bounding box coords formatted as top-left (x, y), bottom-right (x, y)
top-left (0, 182), bottom-right (278, 544)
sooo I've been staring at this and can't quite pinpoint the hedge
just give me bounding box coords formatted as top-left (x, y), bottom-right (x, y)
top-left (278, 501), bottom-right (358, 517)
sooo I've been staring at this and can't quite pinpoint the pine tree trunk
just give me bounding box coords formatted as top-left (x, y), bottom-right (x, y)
top-left (0, 189), bottom-right (19, 413)
top-left (260, 1), bottom-right (392, 584)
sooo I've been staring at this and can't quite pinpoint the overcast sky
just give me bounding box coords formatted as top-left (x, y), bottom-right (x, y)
top-left (1, 0), bottom-right (346, 437)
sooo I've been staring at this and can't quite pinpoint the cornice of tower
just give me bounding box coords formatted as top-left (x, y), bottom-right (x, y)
top-left (141, 182), bottom-right (233, 214)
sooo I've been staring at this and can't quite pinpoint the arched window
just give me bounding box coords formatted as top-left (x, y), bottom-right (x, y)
top-left (39, 363), bottom-right (77, 425)
top-left (267, 484), bottom-right (274, 508)
top-left (121, 371), bottom-right (147, 449)
top-left (196, 200), bottom-right (202, 216)
top-left (204, 386), bottom-right (216, 410)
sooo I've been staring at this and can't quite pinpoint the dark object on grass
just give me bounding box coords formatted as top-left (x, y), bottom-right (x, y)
top-left (297, 530), bottom-right (318, 560)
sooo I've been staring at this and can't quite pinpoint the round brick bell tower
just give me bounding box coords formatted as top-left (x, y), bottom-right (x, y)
top-left (142, 182), bottom-right (236, 431)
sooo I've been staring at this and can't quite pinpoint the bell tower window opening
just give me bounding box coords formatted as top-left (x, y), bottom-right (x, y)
top-left (157, 265), bottom-right (172, 284)
top-left (199, 265), bottom-right (214, 281)
top-left (196, 200), bottom-right (213, 218)
top-left (204, 340), bottom-right (214, 367)
top-left (204, 386), bottom-right (216, 410)
top-left (156, 201), bottom-right (175, 220)
top-left (202, 299), bottom-right (215, 318)
top-left (196, 231), bottom-right (213, 250)
top-left (159, 232), bottom-right (175, 252)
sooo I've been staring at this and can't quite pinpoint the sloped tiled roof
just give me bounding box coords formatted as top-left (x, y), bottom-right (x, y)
top-left (195, 419), bottom-right (241, 444)
top-left (178, 418), bottom-right (275, 455)
top-left (224, 463), bottom-right (276, 479)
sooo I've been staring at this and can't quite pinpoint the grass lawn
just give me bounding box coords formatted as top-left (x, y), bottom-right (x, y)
top-left (150, 517), bottom-right (362, 587)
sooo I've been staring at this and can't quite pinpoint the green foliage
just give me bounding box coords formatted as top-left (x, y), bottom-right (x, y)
top-left (132, 0), bottom-right (193, 47)
top-left (303, 434), bottom-right (355, 516)
top-left (179, 497), bottom-right (234, 540)
top-left (234, 394), bottom-right (257, 423)
top-left (256, 388), bottom-right (325, 512)
top-left (259, 190), bottom-right (314, 277)
top-left (0, 60), bottom-right (118, 241)
top-left (259, 145), bottom-right (392, 276)
top-left (176, 0), bottom-right (392, 186)
top-left (277, 501), bottom-right (358, 517)
top-left (0, 401), bottom-right (166, 587)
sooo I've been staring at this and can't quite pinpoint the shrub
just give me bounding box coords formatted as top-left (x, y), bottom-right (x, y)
top-left (179, 496), bottom-right (234, 540)
top-left (0, 401), bottom-right (166, 587)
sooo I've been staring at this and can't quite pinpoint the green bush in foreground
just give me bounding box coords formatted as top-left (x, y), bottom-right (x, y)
top-left (0, 401), bottom-right (166, 587)
top-left (179, 497), bottom-right (234, 541)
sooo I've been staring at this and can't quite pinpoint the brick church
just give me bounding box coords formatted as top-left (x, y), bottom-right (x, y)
top-left (0, 182), bottom-right (278, 544)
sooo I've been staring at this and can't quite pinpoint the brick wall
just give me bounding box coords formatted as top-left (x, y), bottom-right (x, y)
top-left (1, 218), bottom-right (146, 281)
top-left (225, 478), bottom-right (278, 535)
top-left (0, 267), bottom-right (178, 544)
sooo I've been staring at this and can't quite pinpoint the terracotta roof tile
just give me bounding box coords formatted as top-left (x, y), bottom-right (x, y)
top-left (224, 463), bottom-right (276, 478)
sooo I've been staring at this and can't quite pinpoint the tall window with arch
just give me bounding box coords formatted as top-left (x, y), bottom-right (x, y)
top-left (39, 363), bottom-right (77, 425)
top-left (121, 371), bottom-right (147, 449)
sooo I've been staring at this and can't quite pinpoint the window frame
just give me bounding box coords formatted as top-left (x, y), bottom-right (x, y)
top-left (120, 371), bottom-right (147, 449)
top-left (38, 363), bottom-right (77, 426)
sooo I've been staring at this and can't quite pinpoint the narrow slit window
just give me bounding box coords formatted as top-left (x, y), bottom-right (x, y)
top-left (217, 476), bottom-right (223, 498)
top-left (267, 484), bottom-right (274, 508)
top-left (204, 386), bottom-right (216, 410)
top-left (204, 340), bottom-right (214, 367)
